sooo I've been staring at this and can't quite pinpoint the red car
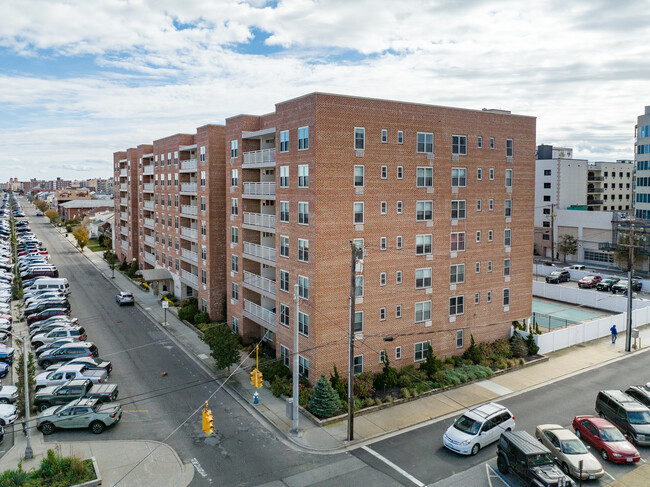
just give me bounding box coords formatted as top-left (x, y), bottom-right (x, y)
top-left (26, 308), bottom-right (70, 325)
top-left (578, 275), bottom-right (602, 288)
top-left (573, 415), bottom-right (640, 464)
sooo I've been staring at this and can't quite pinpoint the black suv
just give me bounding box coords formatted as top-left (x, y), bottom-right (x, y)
top-left (596, 390), bottom-right (650, 445)
top-left (497, 431), bottom-right (573, 486)
top-left (545, 270), bottom-right (570, 284)
top-left (611, 279), bottom-right (642, 295)
top-left (37, 342), bottom-right (98, 368)
top-left (596, 278), bottom-right (620, 292)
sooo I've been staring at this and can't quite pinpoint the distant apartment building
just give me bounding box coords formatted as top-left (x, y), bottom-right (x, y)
top-left (635, 106), bottom-right (650, 219)
top-left (226, 93), bottom-right (535, 384)
top-left (113, 150), bottom-right (139, 263)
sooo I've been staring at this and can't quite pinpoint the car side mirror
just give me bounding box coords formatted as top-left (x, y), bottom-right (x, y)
top-left (480, 431), bottom-right (486, 436)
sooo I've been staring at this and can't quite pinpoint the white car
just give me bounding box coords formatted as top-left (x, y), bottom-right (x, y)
top-left (0, 403), bottom-right (18, 425)
top-left (443, 402), bottom-right (516, 455)
top-left (0, 385), bottom-right (18, 404)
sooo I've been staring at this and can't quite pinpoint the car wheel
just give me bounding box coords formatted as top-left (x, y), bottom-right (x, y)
top-left (33, 342), bottom-right (43, 349)
top-left (562, 463), bottom-right (570, 476)
top-left (0, 420), bottom-right (5, 427)
top-left (40, 422), bottom-right (55, 435)
top-left (505, 428), bottom-right (511, 433)
top-left (471, 443), bottom-right (480, 455)
top-left (38, 403), bottom-right (50, 412)
top-left (90, 421), bottom-right (105, 434)
top-left (601, 449), bottom-right (609, 461)
top-left (40, 360), bottom-right (52, 368)
top-left (575, 429), bottom-right (581, 438)
top-left (497, 455), bottom-right (509, 475)
top-left (598, 411), bottom-right (605, 418)
top-left (0, 399), bottom-right (8, 404)
top-left (35, 386), bottom-right (43, 392)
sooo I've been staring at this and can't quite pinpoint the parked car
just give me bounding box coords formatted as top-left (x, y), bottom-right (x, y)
top-left (443, 402), bottom-right (515, 455)
top-left (595, 390), bottom-right (650, 446)
top-left (115, 291), bottom-right (134, 306)
top-left (497, 430), bottom-right (573, 486)
top-left (624, 386), bottom-right (650, 408)
top-left (31, 326), bottom-right (87, 349)
top-left (612, 280), bottom-right (643, 295)
top-left (34, 379), bottom-right (118, 412)
top-left (0, 345), bottom-right (14, 364)
top-left (27, 308), bottom-right (70, 325)
top-left (35, 364), bottom-right (108, 391)
top-left (578, 275), bottom-right (602, 289)
top-left (546, 270), bottom-right (570, 284)
top-left (535, 424), bottom-right (604, 480)
top-left (46, 356), bottom-right (111, 375)
top-left (0, 385), bottom-right (18, 404)
top-left (37, 342), bottom-right (99, 369)
top-left (0, 362), bottom-right (9, 379)
top-left (565, 265), bottom-right (586, 271)
top-left (34, 338), bottom-right (75, 357)
top-left (36, 398), bottom-right (122, 435)
top-left (572, 415), bottom-right (640, 464)
top-left (596, 278), bottom-right (620, 292)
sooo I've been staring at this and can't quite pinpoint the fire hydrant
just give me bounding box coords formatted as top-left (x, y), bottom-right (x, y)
top-left (253, 392), bottom-right (259, 405)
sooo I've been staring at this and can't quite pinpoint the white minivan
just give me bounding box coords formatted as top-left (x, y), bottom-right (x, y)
top-left (25, 278), bottom-right (70, 296)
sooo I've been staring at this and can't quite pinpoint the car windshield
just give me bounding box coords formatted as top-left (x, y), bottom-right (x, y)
top-left (453, 415), bottom-right (481, 435)
top-left (599, 427), bottom-right (626, 442)
top-left (627, 411), bottom-right (650, 424)
top-left (550, 272), bottom-right (561, 276)
top-left (561, 439), bottom-right (588, 454)
top-left (528, 453), bottom-right (555, 467)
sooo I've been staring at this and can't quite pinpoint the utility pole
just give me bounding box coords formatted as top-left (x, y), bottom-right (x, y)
top-left (626, 225), bottom-right (635, 353)
top-left (347, 241), bottom-right (363, 442)
top-left (291, 283), bottom-right (299, 435)
top-left (550, 203), bottom-right (555, 262)
top-left (23, 337), bottom-right (33, 460)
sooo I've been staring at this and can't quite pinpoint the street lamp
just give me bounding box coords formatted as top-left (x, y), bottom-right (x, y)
top-left (4, 331), bottom-right (34, 460)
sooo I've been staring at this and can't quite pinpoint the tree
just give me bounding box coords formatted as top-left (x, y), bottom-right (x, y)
top-left (34, 200), bottom-right (48, 212)
top-left (72, 225), bottom-right (89, 252)
top-left (202, 323), bottom-right (241, 373)
top-left (308, 374), bottom-right (342, 418)
top-left (613, 230), bottom-right (646, 271)
top-left (44, 209), bottom-right (59, 224)
top-left (104, 250), bottom-right (118, 278)
top-left (557, 234), bottom-right (578, 263)
top-left (15, 348), bottom-right (36, 416)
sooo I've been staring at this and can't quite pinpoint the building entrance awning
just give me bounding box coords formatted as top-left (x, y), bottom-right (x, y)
top-left (137, 269), bottom-right (174, 281)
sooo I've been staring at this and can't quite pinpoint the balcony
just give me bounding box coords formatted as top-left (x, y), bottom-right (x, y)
top-left (120, 226), bottom-right (128, 237)
top-left (243, 299), bottom-right (276, 332)
top-left (181, 205), bottom-right (198, 218)
top-left (587, 186), bottom-right (604, 193)
top-left (243, 271), bottom-right (276, 297)
top-left (243, 242), bottom-right (276, 263)
top-left (144, 235), bottom-right (155, 246)
top-left (181, 248), bottom-right (198, 264)
top-left (180, 158), bottom-right (198, 172)
top-left (143, 218), bottom-right (154, 229)
top-left (243, 212), bottom-right (276, 231)
top-left (120, 240), bottom-right (128, 250)
top-left (143, 200), bottom-right (154, 210)
top-left (243, 182), bottom-right (276, 199)
top-left (143, 164), bottom-right (154, 175)
top-left (120, 211), bottom-right (128, 221)
top-left (120, 183), bottom-right (127, 192)
top-left (587, 199), bottom-right (604, 206)
top-left (119, 169), bottom-right (127, 177)
top-left (120, 198), bottom-right (127, 206)
top-left (587, 176), bottom-right (604, 181)
top-left (180, 182), bottom-right (197, 194)
top-left (181, 226), bottom-right (198, 240)
top-left (144, 252), bottom-right (155, 265)
top-left (181, 269), bottom-right (199, 286)
top-left (143, 183), bottom-right (154, 193)
top-left (243, 148), bottom-right (276, 168)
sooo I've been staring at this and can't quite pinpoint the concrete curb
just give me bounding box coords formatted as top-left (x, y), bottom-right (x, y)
top-left (71, 456), bottom-right (101, 487)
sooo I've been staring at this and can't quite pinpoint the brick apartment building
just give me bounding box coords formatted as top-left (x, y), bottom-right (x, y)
top-left (226, 93), bottom-right (535, 383)
top-left (114, 150), bottom-right (139, 262)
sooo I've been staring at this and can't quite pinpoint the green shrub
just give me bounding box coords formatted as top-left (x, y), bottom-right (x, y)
top-left (420, 350), bottom-right (442, 378)
top-left (178, 304), bottom-right (198, 323)
top-left (510, 333), bottom-right (528, 358)
top-left (374, 357), bottom-right (399, 389)
top-left (444, 357), bottom-right (455, 366)
top-left (354, 397), bottom-right (362, 411)
top-left (462, 335), bottom-right (484, 364)
top-left (398, 365), bottom-right (428, 388)
top-left (409, 387), bottom-right (418, 397)
top-left (525, 332), bottom-right (539, 355)
top-left (415, 381), bottom-right (432, 394)
top-left (374, 398), bottom-right (383, 406)
top-left (491, 338), bottom-right (513, 359)
top-left (259, 358), bottom-right (290, 384)
top-left (308, 375), bottom-right (342, 418)
top-left (519, 358), bottom-right (525, 365)
top-left (401, 387), bottom-right (411, 399)
top-left (271, 376), bottom-right (291, 398)
top-left (384, 395), bottom-right (393, 404)
top-left (363, 397), bottom-right (375, 408)
top-left (298, 384), bottom-right (313, 406)
top-left (194, 312), bottom-right (211, 325)
top-left (354, 371), bottom-right (375, 399)
top-left (329, 364), bottom-right (347, 400)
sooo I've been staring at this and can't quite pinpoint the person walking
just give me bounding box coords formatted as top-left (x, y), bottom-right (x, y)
top-left (610, 324), bottom-right (618, 344)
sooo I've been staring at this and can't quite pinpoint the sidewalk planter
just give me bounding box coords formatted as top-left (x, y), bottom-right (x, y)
top-left (71, 456), bottom-right (102, 487)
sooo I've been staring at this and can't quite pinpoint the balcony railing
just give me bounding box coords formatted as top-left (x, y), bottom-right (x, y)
top-left (120, 227), bottom-right (128, 237)
top-left (587, 187), bottom-right (604, 193)
top-left (144, 218), bottom-right (154, 228)
top-left (587, 199), bottom-right (604, 205)
top-left (181, 226), bottom-right (198, 240)
top-left (144, 252), bottom-right (155, 264)
top-left (243, 182), bottom-right (276, 197)
top-left (143, 164), bottom-right (154, 175)
top-left (243, 148), bottom-right (276, 166)
top-left (181, 248), bottom-right (198, 264)
top-left (244, 271), bottom-right (276, 295)
top-left (144, 235), bottom-right (155, 246)
top-left (587, 176), bottom-right (604, 181)
top-left (143, 200), bottom-right (154, 210)
top-left (243, 242), bottom-right (276, 262)
top-left (243, 299), bottom-right (276, 329)
top-left (181, 182), bottom-right (198, 193)
top-left (181, 205), bottom-right (198, 217)
top-left (120, 240), bottom-right (128, 250)
top-left (119, 169), bottom-right (127, 177)
top-left (243, 212), bottom-right (276, 229)
top-left (120, 198), bottom-right (127, 206)
top-left (143, 183), bottom-right (154, 192)
top-left (120, 183), bottom-right (127, 191)
top-left (181, 269), bottom-right (199, 286)
top-left (180, 158), bottom-right (198, 172)
top-left (120, 211), bottom-right (128, 220)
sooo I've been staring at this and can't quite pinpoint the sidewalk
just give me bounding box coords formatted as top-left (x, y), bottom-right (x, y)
top-left (68, 234), bottom-right (650, 453)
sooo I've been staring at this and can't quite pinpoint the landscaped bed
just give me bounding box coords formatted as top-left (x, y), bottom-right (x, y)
top-left (0, 448), bottom-right (97, 487)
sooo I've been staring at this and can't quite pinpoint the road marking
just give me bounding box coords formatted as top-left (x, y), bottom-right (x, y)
top-left (198, 354), bottom-right (208, 360)
top-left (603, 470), bottom-right (615, 481)
top-left (640, 457), bottom-right (646, 463)
top-left (122, 410), bottom-right (149, 413)
top-left (361, 446), bottom-right (425, 487)
top-left (475, 380), bottom-right (512, 396)
top-left (190, 458), bottom-right (208, 478)
top-left (486, 464), bottom-right (513, 487)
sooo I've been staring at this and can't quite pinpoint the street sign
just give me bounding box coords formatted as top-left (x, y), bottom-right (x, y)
top-left (162, 301), bottom-right (169, 309)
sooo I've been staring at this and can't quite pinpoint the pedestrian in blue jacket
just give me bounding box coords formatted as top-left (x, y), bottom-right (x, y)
top-left (611, 324), bottom-right (618, 344)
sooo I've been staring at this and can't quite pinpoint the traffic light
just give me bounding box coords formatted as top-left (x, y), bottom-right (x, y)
top-left (201, 402), bottom-right (214, 436)
top-left (256, 370), bottom-right (263, 389)
top-left (250, 368), bottom-right (263, 389)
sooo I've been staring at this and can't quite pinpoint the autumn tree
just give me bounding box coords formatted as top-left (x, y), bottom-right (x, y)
top-left (72, 225), bottom-right (90, 251)
top-left (45, 209), bottom-right (59, 223)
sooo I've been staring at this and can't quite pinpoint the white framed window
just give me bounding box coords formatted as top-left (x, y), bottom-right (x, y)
top-left (298, 355), bottom-right (309, 379)
top-left (354, 311), bottom-right (363, 333)
top-left (298, 126), bottom-right (309, 150)
top-left (230, 198), bottom-right (238, 216)
top-left (280, 235), bottom-right (289, 258)
top-left (450, 232), bottom-right (465, 252)
top-left (380, 272), bottom-right (387, 286)
top-left (505, 199), bottom-right (512, 217)
top-left (488, 230), bottom-right (493, 241)
top-left (397, 201), bottom-right (403, 214)
top-left (380, 237), bottom-right (387, 250)
top-left (451, 168), bottom-right (467, 187)
top-left (415, 267), bottom-right (432, 289)
top-left (487, 291), bottom-right (492, 302)
top-left (380, 350), bottom-right (387, 363)
top-left (201, 245), bottom-right (206, 260)
top-left (416, 167), bottom-right (433, 187)
top-left (298, 311), bottom-right (309, 336)
top-left (354, 202), bottom-right (364, 224)
top-left (451, 200), bottom-right (466, 220)
top-left (231, 282), bottom-right (239, 301)
top-left (416, 234), bottom-right (432, 255)
top-left (489, 199), bottom-right (494, 211)
top-left (298, 165), bottom-right (309, 187)
top-left (298, 275), bottom-right (309, 299)
top-left (200, 196), bottom-right (206, 211)
top-left (396, 236), bottom-right (403, 249)
top-left (506, 139), bottom-right (514, 157)
top-left (396, 305), bottom-right (402, 319)
top-left (475, 262), bottom-right (481, 273)
top-left (354, 127), bottom-right (365, 150)
top-left (415, 301), bottom-right (431, 322)
top-left (489, 168), bottom-right (495, 180)
top-left (488, 260), bottom-right (493, 272)
top-left (200, 146), bottom-right (205, 162)
top-left (505, 229), bottom-right (512, 247)
top-left (174, 151), bottom-right (178, 164)
top-left (490, 137), bottom-right (495, 149)
top-left (231, 255), bottom-right (239, 273)
top-left (478, 136), bottom-right (483, 149)
top-left (476, 231), bottom-right (481, 242)
top-left (280, 130), bottom-right (289, 152)
top-left (381, 129), bottom-right (388, 143)
top-left (381, 165), bottom-right (387, 179)
top-left (230, 140), bottom-right (238, 158)
top-left (452, 135), bottom-right (467, 155)
top-left (397, 166), bottom-right (403, 179)
top-left (396, 270), bottom-right (402, 284)
top-left (231, 226), bottom-right (238, 244)
top-left (200, 171), bottom-right (206, 186)
top-left (450, 264), bottom-right (465, 284)
top-left (279, 166), bottom-right (289, 188)
top-left (353, 355), bottom-right (364, 375)
top-left (280, 270), bottom-right (289, 293)
top-left (395, 346), bottom-right (402, 360)
top-left (477, 199), bottom-right (482, 211)
top-left (503, 288), bottom-right (511, 306)
top-left (417, 132), bottom-right (433, 153)
top-left (477, 168), bottom-right (483, 180)
top-left (506, 169), bottom-right (513, 187)
top-left (381, 201), bottom-right (387, 214)
top-left (414, 341), bottom-right (430, 362)
top-left (280, 344), bottom-right (290, 366)
top-left (354, 165), bottom-right (364, 187)
top-left (456, 330), bottom-right (464, 348)
top-left (416, 200), bottom-right (433, 221)
top-left (280, 304), bottom-right (290, 327)
top-left (397, 130), bottom-right (404, 144)
top-left (231, 169), bottom-right (239, 187)
top-left (380, 307), bottom-right (386, 321)
top-left (474, 293), bottom-right (480, 305)
top-left (450, 296), bottom-right (464, 316)
top-left (280, 201), bottom-right (289, 223)
top-left (298, 202), bottom-right (309, 225)
top-left (355, 275), bottom-right (364, 297)
top-left (232, 316), bottom-right (239, 334)
top-left (504, 259), bottom-right (511, 276)
top-left (298, 239), bottom-right (309, 263)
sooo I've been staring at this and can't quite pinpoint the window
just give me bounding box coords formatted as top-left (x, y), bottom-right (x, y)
top-left (231, 226), bottom-right (238, 244)
top-left (456, 330), bottom-right (464, 348)
top-left (417, 167), bottom-right (433, 187)
top-left (452, 168), bottom-right (467, 187)
top-left (231, 169), bottom-right (238, 187)
top-left (475, 262), bottom-right (481, 273)
top-left (488, 260), bottom-right (493, 272)
top-left (381, 129), bottom-right (388, 143)
top-left (280, 270), bottom-right (289, 293)
top-left (231, 198), bottom-right (238, 216)
top-left (231, 282), bottom-right (239, 301)
top-left (543, 234), bottom-right (550, 241)
top-left (280, 235), bottom-right (289, 258)
top-left (200, 146), bottom-right (205, 162)
top-left (396, 305), bottom-right (402, 319)
top-left (474, 293), bottom-right (480, 305)
top-left (200, 196), bottom-right (206, 211)
top-left (396, 270), bottom-right (402, 284)
top-left (298, 356), bottom-right (309, 379)
top-left (355, 275), bottom-right (364, 297)
top-left (279, 166), bottom-right (289, 188)
top-left (354, 127), bottom-right (365, 150)
top-left (450, 296), bottom-right (464, 316)
top-left (504, 259), bottom-right (511, 276)
top-left (543, 182), bottom-right (551, 189)
top-left (543, 195), bottom-right (551, 202)
top-left (477, 168), bottom-right (483, 180)
top-left (280, 344), bottom-right (290, 366)
top-left (231, 255), bottom-right (238, 273)
top-left (380, 307), bottom-right (386, 321)
top-left (380, 237), bottom-right (387, 250)
top-left (201, 269), bottom-right (207, 284)
top-left (489, 199), bottom-right (494, 211)
top-left (354, 165), bottom-right (364, 187)
top-left (503, 288), bottom-right (510, 306)
top-left (380, 272), bottom-right (387, 286)
top-left (416, 201), bottom-right (433, 221)
top-left (415, 267), bottom-right (432, 288)
top-left (298, 275), bottom-right (309, 299)
top-left (397, 166), bottom-right (404, 180)
top-left (201, 245), bottom-right (206, 261)
top-left (489, 168), bottom-right (494, 180)
top-left (298, 202), bottom-right (309, 225)
top-left (395, 346), bottom-right (402, 359)
top-left (230, 140), bottom-right (238, 158)
top-left (201, 221), bottom-right (206, 237)
top-left (280, 201), bottom-right (289, 222)
top-left (298, 312), bottom-right (309, 336)
top-left (415, 301), bottom-right (431, 323)
top-left (477, 199), bottom-right (482, 211)
top-left (414, 341), bottom-right (429, 362)
top-left (298, 239), bottom-right (309, 262)
top-left (353, 355), bottom-right (363, 375)
top-left (298, 126), bottom-right (309, 150)
top-left (505, 169), bottom-right (513, 187)
top-left (381, 201), bottom-right (387, 215)
top-left (450, 264), bottom-right (465, 284)
top-left (478, 136), bottom-right (483, 148)
top-left (476, 231), bottom-right (481, 242)
top-left (450, 232), bottom-right (465, 252)
top-left (544, 169), bottom-right (552, 176)
top-left (451, 200), bottom-right (466, 220)
top-left (280, 130), bottom-right (289, 152)
top-left (354, 202), bottom-right (364, 224)
top-left (397, 130), bottom-right (403, 144)
top-left (397, 201), bottom-right (403, 214)
top-left (354, 311), bottom-right (363, 332)
top-left (504, 229), bottom-right (511, 247)
top-left (417, 132), bottom-right (433, 153)
top-left (505, 199), bottom-right (512, 217)
top-left (490, 137), bottom-right (495, 149)
top-left (298, 165), bottom-right (309, 187)
top-left (487, 291), bottom-right (492, 303)
top-left (380, 350), bottom-right (387, 363)
top-left (506, 139), bottom-right (514, 157)
top-left (381, 165), bottom-right (387, 179)
top-left (232, 316), bottom-right (239, 334)
top-left (452, 135), bottom-right (467, 155)
top-left (416, 234), bottom-right (432, 255)
top-left (396, 236), bottom-right (403, 249)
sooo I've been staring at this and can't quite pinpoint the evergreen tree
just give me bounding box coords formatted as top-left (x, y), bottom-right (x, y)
top-left (202, 323), bottom-right (241, 373)
top-left (308, 374), bottom-right (342, 418)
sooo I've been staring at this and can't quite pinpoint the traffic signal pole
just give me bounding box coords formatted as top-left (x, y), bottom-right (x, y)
top-left (291, 284), bottom-right (299, 435)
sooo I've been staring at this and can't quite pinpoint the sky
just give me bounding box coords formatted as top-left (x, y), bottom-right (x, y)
top-left (0, 0), bottom-right (648, 181)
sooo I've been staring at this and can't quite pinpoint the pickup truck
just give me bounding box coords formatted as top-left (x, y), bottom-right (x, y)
top-left (45, 356), bottom-right (112, 375)
top-left (34, 379), bottom-right (118, 412)
top-left (35, 364), bottom-right (108, 392)
top-left (37, 397), bottom-right (122, 435)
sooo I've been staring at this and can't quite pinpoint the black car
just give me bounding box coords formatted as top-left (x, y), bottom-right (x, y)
top-left (596, 278), bottom-right (620, 292)
top-left (611, 279), bottom-right (642, 295)
top-left (37, 342), bottom-right (99, 368)
top-left (497, 431), bottom-right (573, 486)
top-left (596, 390), bottom-right (650, 446)
top-left (625, 386), bottom-right (650, 407)
top-left (545, 270), bottom-right (570, 284)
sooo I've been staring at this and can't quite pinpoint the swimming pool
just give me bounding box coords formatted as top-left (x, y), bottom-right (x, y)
top-left (531, 300), bottom-right (602, 330)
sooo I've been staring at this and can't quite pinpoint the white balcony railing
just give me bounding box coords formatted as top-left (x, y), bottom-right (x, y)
top-left (244, 299), bottom-right (276, 328)
top-left (120, 240), bottom-right (128, 250)
top-left (143, 164), bottom-right (154, 175)
top-left (182, 269), bottom-right (199, 285)
top-left (120, 183), bottom-right (127, 191)
top-left (143, 218), bottom-right (154, 228)
top-left (181, 205), bottom-right (198, 217)
top-left (243, 148), bottom-right (276, 166)
top-left (243, 242), bottom-right (276, 262)
top-left (144, 252), bottom-right (155, 264)
top-left (181, 227), bottom-right (198, 240)
top-left (119, 169), bottom-right (127, 177)
top-left (181, 248), bottom-right (198, 264)
top-left (120, 211), bottom-right (128, 220)
top-left (144, 235), bottom-right (155, 246)
top-left (181, 182), bottom-right (197, 193)
top-left (120, 198), bottom-right (127, 206)
top-left (180, 158), bottom-right (198, 171)
top-left (243, 182), bottom-right (276, 197)
top-left (143, 183), bottom-right (154, 192)
top-left (243, 212), bottom-right (275, 229)
top-left (143, 200), bottom-right (154, 210)
top-left (244, 271), bottom-right (276, 295)
top-left (120, 226), bottom-right (128, 237)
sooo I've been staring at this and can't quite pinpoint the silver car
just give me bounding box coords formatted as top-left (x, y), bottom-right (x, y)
top-left (536, 424), bottom-right (604, 480)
